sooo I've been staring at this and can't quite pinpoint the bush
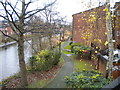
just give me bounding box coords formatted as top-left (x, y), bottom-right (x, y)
top-left (70, 42), bottom-right (91, 55)
top-left (71, 42), bottom-right (82, 53)
top-left (65, 70), bottom-right (112, 88)
top-left (29, 49), bottom-right (61, 71)
top-left (29, 56), bottom-right (37, 70)
top-left (53, 50), bottom-right (61, 65)
top-left (71, 45), bottom-right (91, 55)
top-left (69, 42), bottom-right (73, 45)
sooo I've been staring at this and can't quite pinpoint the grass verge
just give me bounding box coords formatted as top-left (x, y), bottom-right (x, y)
top-left (26, 80), bottom-right (48, 88)
top-left (61, 41), bottom-right (65, 45)
top-left (64, 42), bottom-right (71, 50)
top-left (71, 56), bottom-right (95, 72)
top-left (62, 50), bottom-right (74, 54)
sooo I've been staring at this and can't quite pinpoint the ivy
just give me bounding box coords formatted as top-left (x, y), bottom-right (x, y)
top-left (65, 70), bottom-right (112, 88)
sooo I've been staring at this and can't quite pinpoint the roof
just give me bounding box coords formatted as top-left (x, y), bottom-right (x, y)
top-left (73, 2), bottom-right (120, 16)
top-left (115, 2), bottom-right (120, 6)
top-left (72, 5), bottom-right (105, 16)
top-left (114, 2), bottom-right (120, 9)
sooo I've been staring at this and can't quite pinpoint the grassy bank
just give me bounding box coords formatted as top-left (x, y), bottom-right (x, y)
top-left (26, 56), bottom-right (64, 88)
top-left (1, 56), bottom-right (64, 88)
top-left (71, 56), bottom-right (95, 72)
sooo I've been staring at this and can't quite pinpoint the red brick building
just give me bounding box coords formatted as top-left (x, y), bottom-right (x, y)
top-left (0, 22), bottom-right (14, 36)
top-left (114, 2), bottom-right (120, 49)
top-left (72, 2), bottom-right (120, 50)
top-left (7, 26), bottom-right (13, 35)
top-left (72, 2), bottom-right (120, 79)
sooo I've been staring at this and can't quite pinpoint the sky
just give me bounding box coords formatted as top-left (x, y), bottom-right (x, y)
top-left (0, 0), bottom-right (120, 23)
top-left (56, 0), bottom-right (120, 23)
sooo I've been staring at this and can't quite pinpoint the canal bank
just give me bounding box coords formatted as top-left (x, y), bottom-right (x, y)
top-left (0, 41), bottom-right (17, 48)
top-left (0, 40), bottom-right (32, 81)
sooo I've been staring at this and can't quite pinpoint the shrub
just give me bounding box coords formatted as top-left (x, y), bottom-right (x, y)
top-left (65, 70), bottom-right (112, 88)
top-left (71, 45), bottom-right (91, 55)
top-left (29, 56), bottom-right (37, 70)
top-left (29, 49), bottom-right (61, 71)
top-left (70, 42), bottom-right (91, 54)
top-left (69, 42), bottom-right (73, 45)
top-left (53, 50), bottom-right (61, 65)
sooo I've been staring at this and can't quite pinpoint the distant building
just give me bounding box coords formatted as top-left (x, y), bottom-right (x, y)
top-left (0, 21), bottom-right (14, 36)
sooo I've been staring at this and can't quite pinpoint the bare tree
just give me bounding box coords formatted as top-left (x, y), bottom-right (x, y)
top-left (98, 0), bottom-right (106, 6)
top-left (40, 1), bottom-right (61, 49)
top-left (0, 0), bottom-right (56, 87)
top-left (28, 15), bottom-right (44, 54)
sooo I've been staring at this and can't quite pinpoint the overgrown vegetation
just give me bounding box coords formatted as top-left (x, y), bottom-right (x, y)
top-left (26, 56), bottom-right (64, 88)
top-left (62, 42), bottom-right (91, 59)
top-left (71, 56), bottom-right (94, 72)
top-left (26, 80), bottom-right (48, 88)
top-left (62, 50), bottom-right (74, 54)
top-left (71, 42), bottom-right (91, 54)
top-left (64, 42), bottom-right (72, 50)
top-left (29, 49), bottom-right (61, 71)
top-left (65, 70), bottom-right (112, 88)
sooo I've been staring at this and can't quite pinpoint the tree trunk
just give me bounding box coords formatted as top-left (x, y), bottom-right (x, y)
top-left (39, 36), bottom-right (42, 50)
top-left (59, 32), bottom-right (62, 53)
top-left (18, 34), bottom-right (28, 87)
top-left (49, 34), bottom-right (52, 49)
top-left (106, 0), bottom-right (114, 77)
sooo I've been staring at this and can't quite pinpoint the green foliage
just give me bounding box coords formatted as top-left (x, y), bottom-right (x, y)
top-left (71, 43), bottom-right (91, 54)
top-left (64, 43), bottom-right (72, 50)
top-left (53, 50), bottom-right (61, 65)
top-left (29, 49), bottom-right (61, 71)
top-left (62, 50), bottom-right (74, 54)
top-left (72, 58), bottom-right (94, 72)
top-left (26, 80), bottom-right (48, 88)
top-left (29, 56), bottom-right (37, 70)
top-left (65, 70), bottom-right (112, 88)
top-left (71, 42), bottom-right (82, 47)
top-left (69, 41), bottom-right (73, 45)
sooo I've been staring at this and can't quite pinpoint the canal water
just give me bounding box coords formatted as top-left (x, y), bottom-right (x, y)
top-left (0, 41), bottom-right (32, 81)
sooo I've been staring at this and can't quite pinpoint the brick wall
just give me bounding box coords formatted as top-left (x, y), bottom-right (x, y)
top-left (114, 2), bottom-right (120, 48)
top-left (91, 54), bottom-right (107, 77)
top-left (72, 3), bottom-right (120, 50)
top-left (112, 63), bottom-right (120, 79)
top-left (72, 2), bottom-right (120, 79)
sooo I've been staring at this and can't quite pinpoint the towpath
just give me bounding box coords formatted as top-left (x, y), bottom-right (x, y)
top-left (43, 41), bottom-right (74, 88)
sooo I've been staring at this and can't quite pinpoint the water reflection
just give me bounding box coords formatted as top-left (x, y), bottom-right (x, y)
top-left (0, 41), bottom-right (32, 81)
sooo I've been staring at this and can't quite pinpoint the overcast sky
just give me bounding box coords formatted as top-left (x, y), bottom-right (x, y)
top-left (56, 0), bottom-right (120, 23)
top-left (0, 0), bottom-right (120, 23)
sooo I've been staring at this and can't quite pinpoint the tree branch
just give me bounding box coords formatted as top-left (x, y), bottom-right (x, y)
top-left (24, 38), bottom-right (38, 54)
top-left (24, 1), bottom-right (32, 12)
top-left (0, 30), bottom-right (18, 42)
top-left (7, 1), bottom-right (20, 18)
top-left (25, 0), bottom-right (57, 19)
top-left (0, 1), bottom-right (23, 34)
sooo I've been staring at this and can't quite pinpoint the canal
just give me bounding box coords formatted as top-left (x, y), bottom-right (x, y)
top-left (0, 41), bottom-right (32, 81)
